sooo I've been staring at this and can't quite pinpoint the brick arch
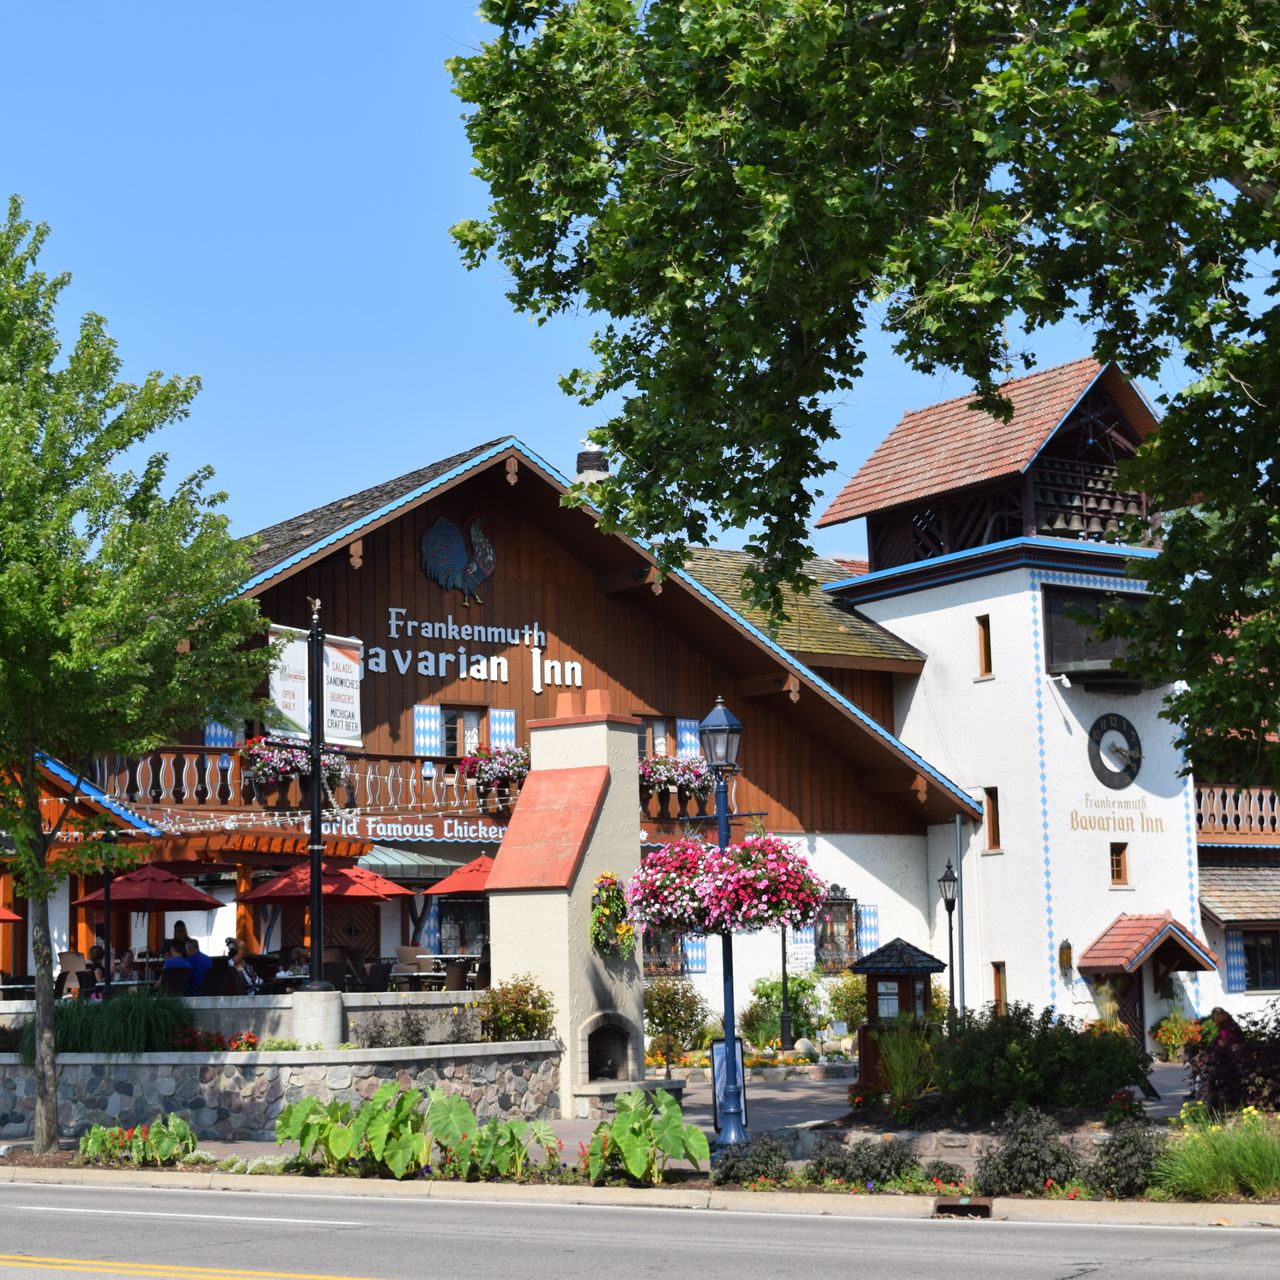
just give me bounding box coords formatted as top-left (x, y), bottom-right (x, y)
top-left (576, 1008), bottom-right (643, 1082)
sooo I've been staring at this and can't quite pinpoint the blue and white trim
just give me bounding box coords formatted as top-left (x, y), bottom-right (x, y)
top-left (681, 935), bottom-right (707, 973)
top-left (857, 904), bottom-right (879, 954)
top-left (1224, 930), bottom-right (1247, 994)
top-left (675, 719), bottom-right (701, 760)
top-left (1028, 575), bottom-right (1058, 1010)
top-left (38, 753), bottom-right (161, 837)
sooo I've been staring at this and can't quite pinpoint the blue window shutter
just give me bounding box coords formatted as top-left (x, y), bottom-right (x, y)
top-left (414, 704), bottom-right (442, 756)
top-left (675, 718), bottom-right (701, 760)
top-left (204, 721), bottom-right (241, 749)
top-left (414, 896), bottom-right (441, 951)
top-left (857, 904), bottom-right (880, 955)
top-left (1225, 930), bottom-right (1247, 993)
top-left (490, 708), bottom-right (517, 751)
top-left (681, 935), bottom-right (706, 973)
top-left (791, 924), bottom-right (815, 946)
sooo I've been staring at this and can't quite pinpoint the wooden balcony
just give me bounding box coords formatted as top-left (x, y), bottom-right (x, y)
top-left (91, 749), bottom-right (523, 819)
top-left (1196, 785), bottom-right (1280, 845)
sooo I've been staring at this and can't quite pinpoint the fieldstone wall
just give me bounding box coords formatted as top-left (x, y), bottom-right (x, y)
top-left (0, 1041), bottom-right (559, 1142)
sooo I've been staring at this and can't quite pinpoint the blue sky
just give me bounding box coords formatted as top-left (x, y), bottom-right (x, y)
top-left (6, 2), bottom-right (1170, 561)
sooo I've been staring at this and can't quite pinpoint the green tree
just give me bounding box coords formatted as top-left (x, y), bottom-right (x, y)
top-left (0, 198), bottom-right (273, 1151)
top-left (643, 976), bottom-right (711, 1077)
top-left (449, 3), bottom-right (1279, 776)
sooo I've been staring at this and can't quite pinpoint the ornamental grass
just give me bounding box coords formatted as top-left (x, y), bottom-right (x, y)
top-left (1157, 1107), bottom-right (1280, 1200)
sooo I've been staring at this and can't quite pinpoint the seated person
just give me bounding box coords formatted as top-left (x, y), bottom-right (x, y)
top-left (230, 940), bottom-right (262, 992)
top-left (156, 940), bottom-right (191, 989)
top-left (113, 949), bottom-right (138, 982)
top-left (184, 939), bottom-right (213, 995)
top-left (168, 920), bottom-right (190, 952)
top-left (86, 945), bottom-right (107, 986)
top-left (274, 947), bottom-right (309, 979)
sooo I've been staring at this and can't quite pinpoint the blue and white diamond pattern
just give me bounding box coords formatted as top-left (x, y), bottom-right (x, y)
top-left (675, 718), bottom-right (701, 760)
top-left (489, 708), bottom-right (517, 751)
top-left (857, 904), bottom-right (879, 954)
top-left (414, 896), bottom-right (441, 951)
top-left (1028, 573), bottom-right (1058, 1010)
top-left (1225, 930), bottom-right (1247, 994)
top-left (681, 935), bottom-right (707, 973)
top-left (204, 721), bottom-right (241, 749)
top-left (413, 704), bottom-right (442, 756)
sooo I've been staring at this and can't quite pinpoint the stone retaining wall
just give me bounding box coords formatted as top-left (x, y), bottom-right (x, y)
top-left (653, 1062), bottom-right (857, 1083)
top-left (0, 1041), bottom-right (558, 1142)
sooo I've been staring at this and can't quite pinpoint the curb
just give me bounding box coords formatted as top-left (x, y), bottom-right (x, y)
top-left (2, 1166), bottom-right (1279, 1227)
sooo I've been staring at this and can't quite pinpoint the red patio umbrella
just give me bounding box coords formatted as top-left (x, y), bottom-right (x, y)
top-left (423, 855), bottom-right (495, 896)
top-left (72, 864), bottom-right (223, 911)
top-left (239, 862), bottom-right (403, 905)
top-left (0, 905), bottom-right (21, 923)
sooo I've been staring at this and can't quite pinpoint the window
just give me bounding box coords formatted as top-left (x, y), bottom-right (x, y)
top-left (1110, 842), bottom-right (1129, 886)
top-left (1243, 930), bottom-right (1280, 991)
top-left (876, 979), bottom-right (900, 1019)
top-left (984, 787), bottom-right (1001, 850)
top-left (992, 962), bottom-right (1007, 1014)
top-left (442, 707), bottom-right (482, 757)
top-left (816, 895), bottom-right (860, 972)
top-left (639, 717), bottom-right (673, 758)
top-left (976, 615), bottom-right (993, 677)
top-left (641, 927), bottom-right (685, 977)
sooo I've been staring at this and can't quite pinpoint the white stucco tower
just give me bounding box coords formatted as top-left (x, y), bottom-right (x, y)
top-left (817, 357), bottom-right (1219, 1045)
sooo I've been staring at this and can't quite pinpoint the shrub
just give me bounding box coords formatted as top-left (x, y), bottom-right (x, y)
top-left (355, 1007), bottom-right (431, 1050)
top-left (1091, 1121), bottom-right (1166, 1198)
top-left (259, 1037), bottom-right (301, 1051)
top-left (1102, 1088), bottom-right (1145, 1127)
top-left (20, 992), bottom-right (191, 1062)
top-left (974, 1107), bottom-right (1084, 1197)
top-left (805, 1136), bottom-right (920, 1186)
top-left (0, 1022), bottom-right (25, 1052)
top-left (1189, 1000), bottom-right (1280, 1111)
top-left (479, 974), bottom-right (556, 1041)
top-left (643, 978), bottom-right (711, 1073)
top-left (933, 1002), bottom-right (1149, 1120)
top-left (1149, 1007), bottom-right (1205, 1062)
top-left (823, 972), bottom-right (866, 1034)
top-left (1156, 1108), bottom-right (1280, 1200)
top-left (710, 1134), bottom-right (791, 1185)
top-left (921, 1158), bottom-right (968, 1185)
top-left (742, 969), bottom-right (824, 1043)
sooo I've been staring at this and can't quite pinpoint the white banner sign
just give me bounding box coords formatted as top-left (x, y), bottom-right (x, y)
top-left (268, 625), bottom-right (364, 748)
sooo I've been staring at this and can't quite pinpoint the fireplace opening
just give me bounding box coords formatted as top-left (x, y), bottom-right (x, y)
top-left (587, 1025), bottom-right (629, 1081)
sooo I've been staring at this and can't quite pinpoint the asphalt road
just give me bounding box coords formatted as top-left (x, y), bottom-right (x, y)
top-left (0, 1182), bottom-right (1278, 1280)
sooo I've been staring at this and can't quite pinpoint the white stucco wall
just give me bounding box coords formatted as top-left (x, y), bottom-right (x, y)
top-left (858, 564), bottom-right (1206, 1034)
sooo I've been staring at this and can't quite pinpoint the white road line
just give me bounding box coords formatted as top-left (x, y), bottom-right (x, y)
top-left (9, 1206), bottom-right (359, 1228)
top-left (3, 1185), bottom-right (1274, 1235)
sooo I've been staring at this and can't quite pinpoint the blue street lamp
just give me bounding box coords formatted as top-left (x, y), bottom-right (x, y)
top-left (699, 695), bottom-right (748, 1149)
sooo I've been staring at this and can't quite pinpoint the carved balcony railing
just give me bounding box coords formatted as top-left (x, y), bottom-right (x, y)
top-left (1196, 785), bottom-right (1280, 844)
top-left (638, 778), bottom-right (737, 833)
top-left (91, 749), bottom-right (523, 819)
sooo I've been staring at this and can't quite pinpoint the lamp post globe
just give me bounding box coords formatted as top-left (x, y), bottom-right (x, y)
top-left (938, 859), bottom-right (958, 1014)
top-left (700, 695), bottom-right (748, 1150)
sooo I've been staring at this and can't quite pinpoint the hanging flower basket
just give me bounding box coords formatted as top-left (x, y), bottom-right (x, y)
top-left (638, 754), bottom-right (713, 801)
top-left (589, 872), bottom-right (636, 960)
top-left (627, 833), bottom-right (827, 934)
top-left (241, 736), bottom-right (348, 790)
top-left (458, 746), bottom-right (530, 790)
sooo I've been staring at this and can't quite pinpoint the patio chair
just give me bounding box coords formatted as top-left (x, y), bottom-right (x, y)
top-left (76, 969), bottom-right (99, 996)
top-left (468, 961), bottom-right (491, 991)
top-left (322, 962), bottom-right (350, 991)
top-left (158, 967), bottom-right (190, 997)
top-left (53, 972), bottom-right (69, 999)
top-left (394, 945), bottom-right (420, 967)
top-left (361, 961), bottom-right (392, 993)
top-left (443, 959), bottom-right (468, 992)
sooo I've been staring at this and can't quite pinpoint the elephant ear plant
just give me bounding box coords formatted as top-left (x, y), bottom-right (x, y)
top-left (588, 1088), bottom-right (709, 1185)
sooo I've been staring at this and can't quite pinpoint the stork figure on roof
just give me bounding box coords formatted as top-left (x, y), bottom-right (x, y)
top-left (420, 515), bottom-right (496, 606)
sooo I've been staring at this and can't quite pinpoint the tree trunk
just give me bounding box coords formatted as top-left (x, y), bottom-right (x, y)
top-left (29, 893), bottom-right (59, 1153)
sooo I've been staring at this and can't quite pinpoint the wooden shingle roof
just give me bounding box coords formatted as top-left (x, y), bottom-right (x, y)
top-left (683, 547), bottom-right (923, 668)
top-left (1200, 864), bottom-right (1280, 925)
top-left (245, 440), bottom-right (505, 578)
top-left (849, 937), bottom-right (946, 975)
top-left (818, 357), bottom-right (1159, 526)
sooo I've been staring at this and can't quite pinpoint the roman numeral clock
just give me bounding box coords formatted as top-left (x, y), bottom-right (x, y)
top-left (1087, 713), bottom-right (1143, 790)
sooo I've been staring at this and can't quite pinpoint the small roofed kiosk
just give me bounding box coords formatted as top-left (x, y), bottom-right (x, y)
top-left (1078, 913), bottom-right (1217, 1042)
top-left (848, 938), bottom-right (946, 1093)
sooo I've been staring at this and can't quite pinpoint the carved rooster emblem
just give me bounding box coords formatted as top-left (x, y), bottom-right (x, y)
top-left (420, 515), bottom-right (496, 606)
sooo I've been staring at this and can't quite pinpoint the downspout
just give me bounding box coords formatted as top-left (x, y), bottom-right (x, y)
top-left (954, 814), bottom-right (966, 1013)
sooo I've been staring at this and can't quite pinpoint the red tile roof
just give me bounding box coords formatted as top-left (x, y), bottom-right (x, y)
top-left (485, 766), bottom-right (610, 892)
top-left (1078, 912), bottom-right (1217, 974)
top-left (831, 557), bottom-right (870, 578)
top-left (818, 357), bottom-right (1158, 526)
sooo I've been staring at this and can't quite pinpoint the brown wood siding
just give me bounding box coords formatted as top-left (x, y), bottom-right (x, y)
top-left (256, 470), bottom-right (924, 838)
top-left (809, 667), bottom-right (898, 734)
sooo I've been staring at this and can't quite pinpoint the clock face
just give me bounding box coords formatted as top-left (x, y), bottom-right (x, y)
top-left (1088, 713), bottom-right (1142, 789)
